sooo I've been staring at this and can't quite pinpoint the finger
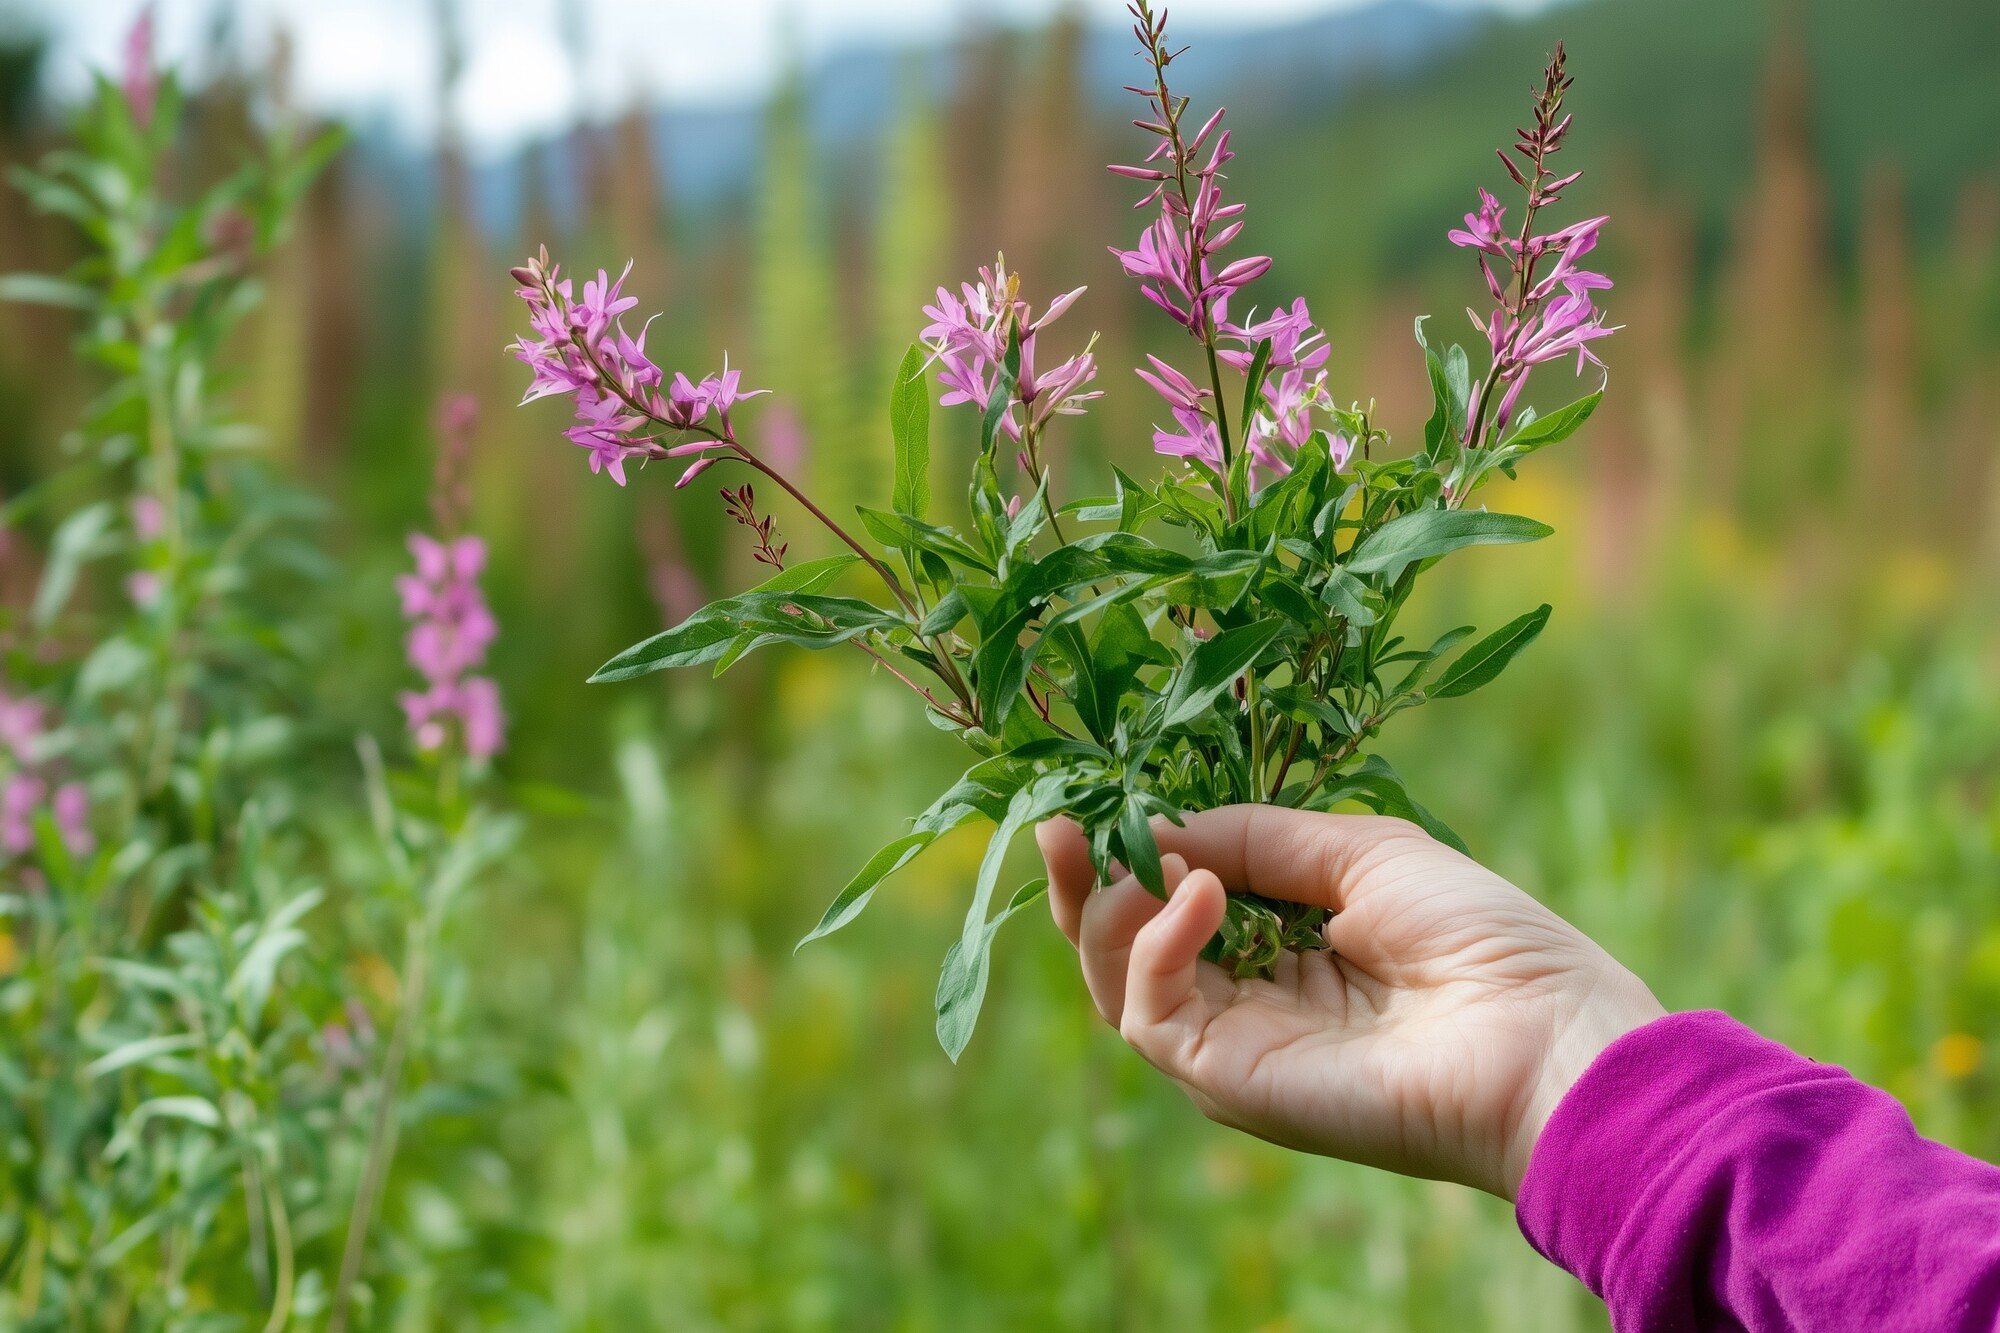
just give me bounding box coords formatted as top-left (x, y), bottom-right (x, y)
top-left (1036, 816), bottom-right (1095, 947)
top-left (1121, 868), bottom-right (1227, 1065)
top-left (1150, 806), bottom-right (1440, 912)
top-left (1078, 854), bottom-right (1186, 1026)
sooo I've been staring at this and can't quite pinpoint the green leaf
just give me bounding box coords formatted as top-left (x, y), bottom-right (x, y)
top-left (1431, 604), bottom-right (1552, 699)
top-left (1239, 337), bottom-right (1275, 442)
top-left (972, 606), bottom-right (1036, 730)
top-left (1389, 624), bottom-right (1476, 696)
top-left (230, 889), bottom-right (325, 1026)
top-left (1499, 390), bottom-right (1602, 458)
top-left (1416, 317), bottom-right (1470, 459)
top-left (891, 343), bottom-right (932, 518)
top-left (1050, 601), bottom-right (1156, 744)
top-left (1174, 549), bottom-right (1266, 610)
top-left (1159, 618), bottom-right (1284, 732)
top-left (755, 554), bottom-right (859, 595)
top-left (34, 501), bottom-right (115, 627)
top-left (85, 1033), bottom-right (200, 1080)
top-left (1346, 508), bottom-right (1552, 581)
top-left (918, 588), bottom-right (968, 636)
top-left (591, 593), bottom-right (900, 682)
top-left (1318, 755), bottom-right (1468, 854)
top-left (105, 1096), bottom-right (221, 1161)
top-left (1321, 568), bottom-right (1378, 627)
top-left (797, 833), bottom-right (936, 949)
top-left (0, 273), bottom-right (95, 309)
top-left (1119, 796), bottom-right (1164, 896)
top-left (858, 508), bottom-right (995, 573)
top-left (800, 758), bottom-right (1042, 952)
top-left (934, 878), bottom-right (1048, 1063)
top-left (937, 770), bottom-right (1076, 1060)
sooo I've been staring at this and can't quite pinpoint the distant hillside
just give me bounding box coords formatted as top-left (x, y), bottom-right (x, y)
top-left (464, 0), bottom-right (1998, 263)
top-left (471, 0), bottom-right (1481, 219)
top-left (1231, 0), bottom-right (2000, 275)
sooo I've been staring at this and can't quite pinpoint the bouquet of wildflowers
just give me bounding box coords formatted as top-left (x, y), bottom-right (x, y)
top-left (510, 4), bottom-right (1616, 1058)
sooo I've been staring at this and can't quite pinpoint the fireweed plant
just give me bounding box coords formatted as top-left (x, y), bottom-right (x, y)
top-left (512, 8), bottom-right (1617, 1059)
top-left (0, 19), bottom-right (516, 1327)
top-left (0, 21), bottom-right (354, 1322)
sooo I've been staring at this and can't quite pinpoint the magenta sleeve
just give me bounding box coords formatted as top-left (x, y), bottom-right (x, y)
top-left (1516, 1010), bottom-right (2000, 1331)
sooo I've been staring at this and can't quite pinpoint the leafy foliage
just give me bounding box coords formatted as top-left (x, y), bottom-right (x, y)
top-left (597, 323), bottom-right (1594, 1051)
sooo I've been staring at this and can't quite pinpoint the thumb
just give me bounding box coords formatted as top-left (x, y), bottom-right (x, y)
top-left (1121, 868), bottom-right (1226, 1055)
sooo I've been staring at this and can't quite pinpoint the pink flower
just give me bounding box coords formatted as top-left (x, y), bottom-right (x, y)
top-left (52, 782), bottom-right (92, 856)
top-left (1219, 298), bottom-right (1330, 376)
top-left (130, 495), bottom-right (165, 542)
top-left (574, 263), bottom-right (640, 344)
top-left (1447, 189), bottom-right (1511, 257)
top-left (510, 250), bottom-right (762, 489)
top-left (122, 6), bottom-right (158, 130)
top-left (1454, 43), bottom-right (1618, 441)
top-left (397, 532), bottom-right (504, 762)
top-left (920, 260), bottom-right (1098, 442)
top-left (1153, 406), bottom-right (1225, 471)
top-left (125, 571), bottom-right (163, 608)
top-left (1109, 96), bottom-right (1269, 337)
top-left (456, 677), bottom-right (505, 761)
top-left (0, 691), bottom-right (46, 760)
top-left (2, 773), bottom-right (42, 855)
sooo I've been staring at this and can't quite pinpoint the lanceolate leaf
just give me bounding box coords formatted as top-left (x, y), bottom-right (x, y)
top-left (796, 833), bottom-right (939, 950)
top-left (1158, 618), bottom-right (1284, 732)
top-left (590, 593), bottom-right (902, 682)
top-left (890, 343), bottom-right (932, 518)
top-left (1416, 317), bottom-right (1470, 460)
top-left (936, 771), bottom-right (1076, 1060)
top-left (1345, 508), bottom-right (1552, 581)
top-left (34, 500), bottom-right (115, 627)
top-left (1316, 755), bottom-right (1468, 854)
top-left (755, 554), bottom-right (860, 595)
top-left (798, 760), bottom-right (1034, 950)
top-left (1431, 604), bottom-right (1552, 699)
top-left (858, 508), bottom-right (995, 573)
top-left (934, 878), bottom-right (1049, 1063)
top-left (1501, 390), bottom-right (1601, 458)
top-left (1118, 794), bottom-right (1165, 896)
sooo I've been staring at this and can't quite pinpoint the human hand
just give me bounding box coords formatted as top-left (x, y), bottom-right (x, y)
top-left (1036, 807), bottom-right (1664, 1199)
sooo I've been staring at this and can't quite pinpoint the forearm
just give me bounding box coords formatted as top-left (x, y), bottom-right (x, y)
top-left (1518, 1011), bottom-right (2000, 1331)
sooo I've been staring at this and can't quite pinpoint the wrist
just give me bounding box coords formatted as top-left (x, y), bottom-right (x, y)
top-left (1501, 967), bottom-right (1665, 1199)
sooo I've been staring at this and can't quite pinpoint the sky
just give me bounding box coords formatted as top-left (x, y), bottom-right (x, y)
top-left (16, 0), bottom-right (1545, 154)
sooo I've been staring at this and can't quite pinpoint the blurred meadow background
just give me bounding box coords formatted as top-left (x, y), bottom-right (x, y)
top-left (0, 0), bottom-right (1997, 1327)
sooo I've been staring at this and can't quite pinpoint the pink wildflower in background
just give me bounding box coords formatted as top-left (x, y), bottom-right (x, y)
top-left (130, 495), bottom-right (164, 542)
top-left (397, 534), bottom-right (504, 762)
top-left (122, 6), bottom-right (158, 130)
top-left (0, 688), bottom-right (91, 859)
top-left (397, 397), bottom-right (505, 764)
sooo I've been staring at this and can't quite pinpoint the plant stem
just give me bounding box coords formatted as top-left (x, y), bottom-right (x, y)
top-left (728, 445), bottom-right (979, 719)
top-left (328, 920), bottom-right (430, 1333)
top-left (1134, 3), bottom-right (1242, 519)
top-left (1245, 670), bottom-right (1266, 797)
top-left (855, 637), bottom-right (973, 727)
top-left (259, 1169), bottom-right (295, 1333)
top-left (730, 446), bottom-right (913, 615)
top-left (548, 274), bottom-right (980, 719)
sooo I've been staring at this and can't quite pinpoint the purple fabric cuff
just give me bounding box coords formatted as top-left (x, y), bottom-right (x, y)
top-left (1515, 1008), bottom-right (2000, 1332)
top-left (1514, 1012), bottom-right (1789, 1303)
